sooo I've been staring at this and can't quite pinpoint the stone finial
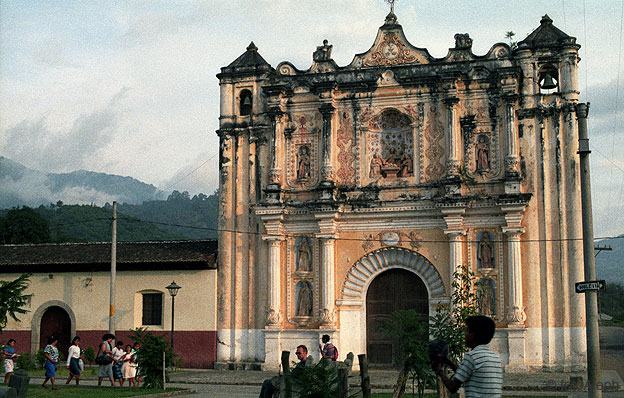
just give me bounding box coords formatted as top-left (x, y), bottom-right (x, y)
top-left (246, 41), bottom-right (258, 51)
top-left (454, 33), bottom-right (473, 49)
top-left (384, 11), bottom-right (398, 25)
top-left (540, 14), bottom-right (553, 25)
top-left (313, 39), bottom-right (333, 62)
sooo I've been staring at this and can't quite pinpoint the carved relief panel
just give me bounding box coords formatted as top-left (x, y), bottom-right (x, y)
top-left (422, 104), bottom-right (446, 182)
top-left (468, 229), bottom-right (504, 321)
top-left (286, 112), bottom-right (322, 188)
top-left (335, 109), bottom-right (357, 186)
top-left (287, 236), bottom-right (319, 326)
top-left (365, 109), bottom-right (415, 183)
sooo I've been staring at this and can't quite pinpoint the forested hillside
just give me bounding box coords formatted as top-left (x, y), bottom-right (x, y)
top-left (0, 190), bottom-right (219, 243)
top-left (116, 190), bottom-right (219, 240)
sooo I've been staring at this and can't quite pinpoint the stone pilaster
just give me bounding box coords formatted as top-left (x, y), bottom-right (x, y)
top-left (319, 237), bottom-right (336, 326)
top-left (503, 94), bottom-right (520, 178)
top-left (443, 96), bottom-right (460, 177)
top-left (319, 103), bottom-right (336, 183)
top-left (442, 207), bottom-right (466, 297)
top-left (266, 107), bottom-right (283, 203)
top-left (501, 205), bottom-right (527, 327)
top-left (315, 213), bottom-right (338, 327)
top-left (263, 236), bottom-right (283, 327)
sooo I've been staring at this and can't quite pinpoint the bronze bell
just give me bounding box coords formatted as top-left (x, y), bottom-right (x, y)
top-left (242, 95), bottom-right (252, 106)
top-left (540, 73), bottom-right (557, 90)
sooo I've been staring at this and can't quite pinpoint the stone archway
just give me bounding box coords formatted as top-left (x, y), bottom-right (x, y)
top-left (341, 247), bottom-right (446, 304)
top-left (31, 301), bottom-right (76, 356)
top-left (337, 247), bottom-right (447, 364)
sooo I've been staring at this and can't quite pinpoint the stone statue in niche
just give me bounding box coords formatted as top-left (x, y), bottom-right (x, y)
top-left (296, 238), bottom-right (312, 272)
top-left (399, 152), bottom-right (413, 177)
top-left (476, 135), bottom-right (490, 171)
top-left (476, 278), bottom-right (496, 316)
top-left (369, 152), bottom-right (383, 178)
top-left (477, 232), bottom-right (495, 269)
top-left (296, 281), bottom-right (313, 317)
top-left (296, 145), bottom-right (311, 180)
top-left (313, 39), bottom-right (333, 61)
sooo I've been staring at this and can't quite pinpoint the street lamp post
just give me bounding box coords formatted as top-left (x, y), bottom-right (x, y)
top-left (166, 281), bottom-right (181, 350)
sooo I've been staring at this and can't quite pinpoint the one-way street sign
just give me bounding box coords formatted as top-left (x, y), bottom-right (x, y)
top-left (575, 280), bottom-right (606, 293)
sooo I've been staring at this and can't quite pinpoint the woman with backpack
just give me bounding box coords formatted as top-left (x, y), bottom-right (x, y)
top-left (96, 334), bottom-right (115, 386)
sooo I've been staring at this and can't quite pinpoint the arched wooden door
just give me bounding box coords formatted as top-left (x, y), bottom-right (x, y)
top-left (366, 269), bottom-right (428, 366)
top-left (39, 306), bottom-right (71, 356)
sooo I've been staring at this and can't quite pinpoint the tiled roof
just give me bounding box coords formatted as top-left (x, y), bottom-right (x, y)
top-left (0, 240), bottom-right (217, 272)
top-left (518, 15), bottom-right (575, 49)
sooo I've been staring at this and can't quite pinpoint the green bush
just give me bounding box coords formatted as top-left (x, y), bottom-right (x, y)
top-left (36, 349), bottom-right (45, 367)
top-left (289, 358), bottom-right (339, 398)
top-left (16, 352), bottom-right (37, 371)
top-left (84, 346), bottom-right (95, 364)
top-left (129, 328), bottom-right (174, 389)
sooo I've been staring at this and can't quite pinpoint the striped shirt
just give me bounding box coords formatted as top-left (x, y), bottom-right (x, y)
top-left (454, 344), bottom-right (502, 397)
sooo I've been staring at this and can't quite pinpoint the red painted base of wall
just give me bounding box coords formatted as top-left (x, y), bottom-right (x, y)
top-left (1, 330), bottom-right (216, 369)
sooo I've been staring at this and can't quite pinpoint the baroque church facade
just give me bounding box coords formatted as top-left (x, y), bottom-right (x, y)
top-left (216, 12), bottom-right (588, 371)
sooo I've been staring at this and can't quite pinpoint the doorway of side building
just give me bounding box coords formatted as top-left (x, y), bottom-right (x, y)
top-left (366, 268), bottom-right (429, 366)
top-left (39, 306), bottom-right (72, 356)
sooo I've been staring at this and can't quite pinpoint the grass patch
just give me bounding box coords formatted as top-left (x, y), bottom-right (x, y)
top-left (23, 385), bottom-right (184, 397)
top-left (370, 395), bottom-right (560, 398)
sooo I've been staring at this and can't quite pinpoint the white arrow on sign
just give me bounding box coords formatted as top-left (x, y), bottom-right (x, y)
top-left (575, 280), bottom-right (606, 293)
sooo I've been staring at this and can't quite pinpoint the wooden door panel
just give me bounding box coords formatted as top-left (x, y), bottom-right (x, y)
top-left (366, 269), bottom-right (428, 366)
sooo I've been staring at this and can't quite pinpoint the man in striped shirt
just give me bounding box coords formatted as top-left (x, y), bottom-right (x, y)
top-left (433, 315), bottom-right (503, 397)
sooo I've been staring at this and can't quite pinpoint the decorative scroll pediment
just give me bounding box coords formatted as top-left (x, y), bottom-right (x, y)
top-left (349, 18), bottom-right (432, 68)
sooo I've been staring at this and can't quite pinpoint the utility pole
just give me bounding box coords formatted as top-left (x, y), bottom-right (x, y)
top-left (577, 103), bottom-right (601, 398)
top-left (109, 201), bottom-right (117, 336)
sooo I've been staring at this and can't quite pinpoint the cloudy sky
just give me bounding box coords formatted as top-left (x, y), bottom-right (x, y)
top-left (1, 0), bottom-right (623, 237)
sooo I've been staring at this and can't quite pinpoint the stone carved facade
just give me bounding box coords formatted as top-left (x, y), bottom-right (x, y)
top-left (217, 12), bottom-right (588, 372)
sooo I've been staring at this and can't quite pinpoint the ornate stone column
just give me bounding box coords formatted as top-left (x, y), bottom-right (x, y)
top-left (263, 235), bottom-right (284, 328)
top-left (444, 97), bottom-right (460, 177)
top-left (503, 94), bottom-right (520, 177)
top-left (319, 237), bottom-right (336, 326)
top-left (504, 228), bottom-right (525, 325)
top-left (442, 207), bottom-right (466, 298)
top-left (319, 103), bottom-right (335, 182)
top-left (266, 107), bottom-right (283, 203)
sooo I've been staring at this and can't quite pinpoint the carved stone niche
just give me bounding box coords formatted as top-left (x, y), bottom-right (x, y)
top-left (366, 109), bottom-right (414, 182)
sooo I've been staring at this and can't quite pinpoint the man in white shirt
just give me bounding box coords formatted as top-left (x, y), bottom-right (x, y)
top-left (432, 315), bottom-right (503, 397)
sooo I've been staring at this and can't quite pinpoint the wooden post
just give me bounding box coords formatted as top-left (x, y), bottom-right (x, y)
top-left (358, 354), bottom-right (371, 398)
top-left (163, 351), bottom-right (166, 390)
top-left (338, 367), bottom-right (348, 398)
top-left (281, 350), bottom-right (292, 398)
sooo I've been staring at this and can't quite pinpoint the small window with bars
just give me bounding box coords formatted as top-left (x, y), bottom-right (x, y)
top-left (142, 293), bottom-right (163, 326)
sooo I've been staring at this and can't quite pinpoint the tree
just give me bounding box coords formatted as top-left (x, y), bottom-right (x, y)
top-left (129, 328), bottom-right (175, 389)
top-left (0, 273), bottom-right (33, 332)
top-left (505, 31), bottom-right (517, 50)
top-left (430, 265), bottom-right (479, 364)
top-left (382, 310), bottom-right (434, 398)
top-left (0, 206), bottom-right (51, 244)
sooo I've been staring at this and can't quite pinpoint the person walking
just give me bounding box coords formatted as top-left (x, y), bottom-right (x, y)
top-left (112, 340), bottom-right (126, 386)
top-left (319, 334), bottom-right (338, 361)
top-left (97, 333), bottom-right (115, 386)
top-left (3, 339), bottom-right (18, 384)
top-left (42, 336), bottom-right (59, 390)
top-left (65, 336), bottom-right (82, 385)
top-left (121, 344), bottom-right (136, 387)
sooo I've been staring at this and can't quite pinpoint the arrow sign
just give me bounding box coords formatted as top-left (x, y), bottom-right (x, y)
top-left (575, 280), bottom-right (606, 293)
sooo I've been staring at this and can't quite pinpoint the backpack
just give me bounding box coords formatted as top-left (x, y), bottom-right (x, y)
top-left (328, 343), bottom-right (338, 361)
